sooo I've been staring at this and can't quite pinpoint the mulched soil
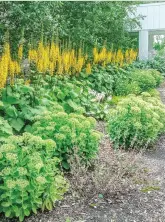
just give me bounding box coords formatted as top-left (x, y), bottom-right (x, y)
top-left (1, 87), bottom-right (165, 222)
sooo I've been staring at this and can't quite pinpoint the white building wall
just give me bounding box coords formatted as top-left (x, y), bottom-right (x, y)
top-left (137, 2), bottom-right (165, 31)
top-left (133, 3), bottom-right (165, 60)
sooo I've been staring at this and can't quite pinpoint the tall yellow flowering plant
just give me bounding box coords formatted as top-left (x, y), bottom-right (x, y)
top-left (0, 34), bottom-right (138, 89)
top-left (0, 41), bottom-right (21, 88)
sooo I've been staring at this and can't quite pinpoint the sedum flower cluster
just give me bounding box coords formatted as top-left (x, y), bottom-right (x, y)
top-left (107, 94), bottom-right (165, 149)
top-left (0, 133), bottom-right (68, 221)
top-left (31, 111), bottom-right (102, 169)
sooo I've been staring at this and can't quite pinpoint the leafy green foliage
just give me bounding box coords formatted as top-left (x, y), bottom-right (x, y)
top-left (0, 2), bottom-right (140, 54)
top-left (0, 133), bottom-right (68, 221)
top-left (0, 115), bottom-right (13, 142)
top-left (48, 77), bottom-right (86, 114)
top-left (0, 84), bottom-right (39, 132)
top-left (0, 84), bottom-right (64, 133)
top-left (132, 56), bottom-right (165, 74)
top-left (109, 95), bottom-right (126, 106)
top-left (30, 111), bottom-right (102, 169)
top-left (61, 2), bottom-right (140, 49)
top-left (38, 75), bottom-right (111, 120)
top-left (85, 100), bottom-right (111, 120)
top-left (147, 88), bottom-right (160, 98)
top-left (87, 66), bottom-right (114, 94)
top-left (0, 2), bottom-right (62, 53)
top-left (107, 94), bottom-right (165, 149)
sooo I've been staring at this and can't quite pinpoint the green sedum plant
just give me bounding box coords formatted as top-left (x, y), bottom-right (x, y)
top-left (30, 111), bottom-right (102, 169)
top-left (107, 95), bottom-right (165, 149)
top-left (0, 133), bottom-right (68, 221)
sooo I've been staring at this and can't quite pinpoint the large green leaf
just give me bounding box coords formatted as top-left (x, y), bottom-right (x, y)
top-left (2, 95), bottom-right (19, 105)
top-left (10, 118), bottom-right (25, 132)
top-left (5, 106), bottom-right (18, 118)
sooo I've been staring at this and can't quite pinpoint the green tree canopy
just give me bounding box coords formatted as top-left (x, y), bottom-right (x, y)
top-left (0, 1), bottom-right (140, 53)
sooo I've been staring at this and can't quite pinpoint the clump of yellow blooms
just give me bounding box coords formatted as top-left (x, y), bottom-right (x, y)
top-left (28, 38), bottom-right (138, 77)
top-left (28, 39), bottom-right (88, 76)
top-left (93, 46), bottom-right (138, 67)
top-left (86, 63), bottom-right (92, 75)
top-left (0, 35), bottom-right (138, 89)
top-left (0, 41), bottom-right (21, 88)
top-left (125, 49), bottom-right (138, 64)
top-left (18, 44), bottom-right (23, 61)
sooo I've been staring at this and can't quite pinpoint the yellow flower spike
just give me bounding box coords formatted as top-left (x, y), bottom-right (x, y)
top-left (14, 61), bottom-right (21, 74)
top-left (86, 63), bottom-right (92, 75)
top-left (49, 62), bottom-right (55, 76)
top-left (25, 79), bottom-right (31, 85)
top-left (18, 44), bottom-right (23, 61)
top-left (85, 54), bottom-right (88, 61)
top-left (93, 47), bottom-right (99, 64)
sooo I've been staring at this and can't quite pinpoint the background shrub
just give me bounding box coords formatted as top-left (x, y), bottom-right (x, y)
top-left (148, 69), bottom-right (164, 86)
top-left (130, 69), bottom-right (157, 92)
top-left (132, 56), bottom-right (165, 74)
top-left (107, 95), bottom-right (165, 149)
top-left (0, 133), bottom-right (68, 221)
top-left (114, 79), bottom-right (141, 96)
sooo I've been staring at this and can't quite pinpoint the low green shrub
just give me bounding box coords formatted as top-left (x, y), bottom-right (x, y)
top-left (148, 69), bottom-right (164, 86)
top-left (109, 96), bottom-right (126, 106)
top-left (114, 79), bottom-right (141, 96)
top-left (131, 69), bottom-right (157, 92)
top-left (30, 111), bottom-right (102, 169)
top-left (47, 77), bottom-right (86, 114)
top-left (142, 93), bottom-right (165, 131)
top-left (0, 84), bottom-right (45, 133)
top-left (0, 133), bottom-right (68, 221)
top-left (107, 95), bottom-right (165, 149)
top-left (85, 100), bottom-right (111, 120)
top-left (114, 68), bottom-right (163, 96)
top-left (146, 89), bottom-right (160, 98)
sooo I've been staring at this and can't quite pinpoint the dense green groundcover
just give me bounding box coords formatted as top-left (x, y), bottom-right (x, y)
top-left (0, 62), bottom-right (165, 221)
